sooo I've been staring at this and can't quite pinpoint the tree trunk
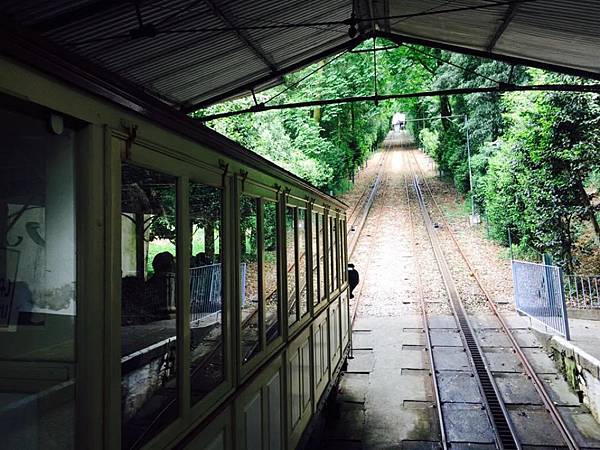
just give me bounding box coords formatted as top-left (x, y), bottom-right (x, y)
top-left (440, 96), bottom-right (452, 132)
top-left (205, 222), bottom-right (215, 262)
top-left (577, 179), bottom-right (600, 243)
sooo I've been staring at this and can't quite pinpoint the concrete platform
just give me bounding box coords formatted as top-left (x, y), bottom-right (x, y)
top-left (317, 312), bottom-right (600, 449)
top-left (538, 318), bottom-right (600, 427)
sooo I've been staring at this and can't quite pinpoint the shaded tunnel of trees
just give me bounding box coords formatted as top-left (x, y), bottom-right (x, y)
top-left (195, 38), bottom-right (600, 274)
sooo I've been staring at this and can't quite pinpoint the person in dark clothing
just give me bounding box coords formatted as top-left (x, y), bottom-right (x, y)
top-left (348, 263), bottom-right (359, 299)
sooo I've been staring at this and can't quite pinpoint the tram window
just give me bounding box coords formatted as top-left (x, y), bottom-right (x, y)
top-left (319, 215), bottom-right (327, 302)
top-left (286, 207), bottom-right (298, 326)
top-left (263, 201), bottom-right (280, 344)
top-left (189, 181), bottom-right (224, 404)
top-left (0, 108), bottom-right (76, 449)
top-left (311, 212), bottom-right (320, 306)
top-left (121, 163), bottom-right (178, 449)
top-left (297, 208), bottom-right (308, 318)
top-left (341, 220), bottom-right (347, 283)
top-left (335, 218), bottom-right (341, 288)
top-left (240, 196), bottom-right (260, 364)
top-left (329, 217), bottom-right (337, 292)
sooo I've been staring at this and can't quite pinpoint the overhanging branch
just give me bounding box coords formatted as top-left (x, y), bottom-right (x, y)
top-left (194, 84), bottom-right (600, 122)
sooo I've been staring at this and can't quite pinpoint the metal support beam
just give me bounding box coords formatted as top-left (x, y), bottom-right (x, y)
top-left (195, 83), bottom-right (600, 121)
top-left (487, 4), bottom-right (519, 52)
top-left (203, 0), bottom-right (279, 74)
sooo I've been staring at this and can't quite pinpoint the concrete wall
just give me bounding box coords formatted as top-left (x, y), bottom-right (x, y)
top-left (540, 333), bottom-right (600, 424)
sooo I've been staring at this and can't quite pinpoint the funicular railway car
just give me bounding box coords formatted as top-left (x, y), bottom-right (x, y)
top-left (0, 39), bottom-right (351, 450)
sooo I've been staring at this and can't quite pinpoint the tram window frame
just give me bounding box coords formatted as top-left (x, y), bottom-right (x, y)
top-left (239, 193), bottom-right (261, 366)
top-left (115, 139), bottom-right (232, 449)
top-left (340, 218), bottom-right (348, 285)
top-left (335, 217), bottom-right (342, 289)
top-left (320, 212), bottom-right (328, 304)
top-left (329, 215), bottom-right (338, 294)
top-left (285, 205), bottom-right (299, 329)
top-left (0, 106), bottom-right (79, 449)
top-left (238, 181), bottom-right (283, 379)
top-left (312, 209), bottom-right (328, 313)
top-left (189, 178), bottom-right (227, 408)
top-left (263, 198), bottom-right (282, 349)
top-left (286, 197), bottom-right (312, 333)
top-left (297, 207), bottom-right (309, 319)
top-left (119, 161), bottom-right (180, 449)
top-left (311, 210), bottom-right (320, 309)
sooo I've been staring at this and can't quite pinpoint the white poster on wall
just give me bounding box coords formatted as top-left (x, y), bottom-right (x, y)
top-left (0, 248), bottom-right (20, 331)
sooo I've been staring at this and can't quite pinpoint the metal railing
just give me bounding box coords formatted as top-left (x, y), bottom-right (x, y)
top-left (512, 260), bottom-right (570, 339)
top-left (564, 274), bottom-right (600, 309)
top-left (189, 263), bottom-right (247, 328)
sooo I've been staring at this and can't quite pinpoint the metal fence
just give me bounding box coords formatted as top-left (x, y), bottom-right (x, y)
top-left (189, 263), bottom-right (247, 328)
top-left (564, 274), bottom-right (600, 309)
top-left (512, 260), bottom-right (570, 339)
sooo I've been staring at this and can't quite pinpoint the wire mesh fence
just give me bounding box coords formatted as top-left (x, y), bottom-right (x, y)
top-left (189, 263), bottom-right (247, 328)
top-left (512, 260), bottom-right (570, 339)
top-left (564, 275), bottom-right (600, 309)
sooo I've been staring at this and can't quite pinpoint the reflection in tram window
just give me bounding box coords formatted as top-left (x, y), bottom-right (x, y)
top-left (329, 217), bottom-right (337, 292)
top-left (0, 108), bottom-right (76, 449)
top-left (120, 163), bottom-right (177, 449)
top-left (342, 219), bottom-right (347, 283)
top-left (264, 201), bottom-right (280, 344)
top-left (286, 206), bottom-right (298, 326)
top-left (320, 214), bottom-right (327, 302)
top-left (312, 212), bottom-right (320, 306)
top-left (335, 218), bottom-right (341, 289)
top-left (189, 181), bottom-right (224, 404)
top-left (297, 208), bottom-right (308, 317)
top-left (240, 196), bottom-right (260, 363)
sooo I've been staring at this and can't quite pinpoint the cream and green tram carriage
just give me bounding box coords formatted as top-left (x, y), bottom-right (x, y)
top-left (0, 38), bottom-right (351, 450)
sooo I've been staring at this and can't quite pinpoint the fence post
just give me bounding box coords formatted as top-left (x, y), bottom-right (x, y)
top-left (557, 267), bottom-right (571, 340)
top-left (240, 263), bottom-right (246, 306)
top-left (543, 254), bottom-right (555, 313)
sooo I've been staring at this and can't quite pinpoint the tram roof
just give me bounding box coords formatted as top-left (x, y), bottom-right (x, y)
top-left (1, 1), bottom-right (599, 113)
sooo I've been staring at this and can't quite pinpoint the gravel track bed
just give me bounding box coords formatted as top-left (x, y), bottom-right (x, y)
top-left (348, 141), bottom-right (515, 323)
top-left (350, 148), bottom-right (421, 318)
top-left (403, 154), bottom-right (452, 316)
top-left (412, 151), bottom-right (515, 314)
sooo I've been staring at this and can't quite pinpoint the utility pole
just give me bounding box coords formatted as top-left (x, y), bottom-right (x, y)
top-left (402, 113), bottom-right (480, 225)
top-left (465, 115), bottom-right (480, 225)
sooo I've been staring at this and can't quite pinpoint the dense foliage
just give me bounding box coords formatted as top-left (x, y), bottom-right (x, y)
top-left (406, 59), bottom-right (600, 272)
top-left (194, 40), bottom-right (407, 193)
top-left (193, 39), bottom-right (600, 272)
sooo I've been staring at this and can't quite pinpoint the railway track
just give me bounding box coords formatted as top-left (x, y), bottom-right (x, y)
top-left (402, 145), bottom-right (449, 450)
top-left (347, 138), bottom-right (394, 326)
top-left (347, 140), bottom-right (392, 259)
top-left (402, 142), bottom-right (579, 450)
top-left (345, 148), bottom-right (386, 228)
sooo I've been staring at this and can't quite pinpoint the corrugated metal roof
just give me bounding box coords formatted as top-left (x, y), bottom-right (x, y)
top-left (2, 0), bottom-right (599, 111)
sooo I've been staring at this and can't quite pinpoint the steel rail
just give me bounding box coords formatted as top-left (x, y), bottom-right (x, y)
top-left (348, 140), bottom-right (394, 327)
top-left (407, 151), bottom-right (520, 449)
top-left (401, 147), bottom-right (448, 450)
top-left (346, 148), bottom-right (386, 227)
top-left (347, 140), bottom-right (392, 259)
top-left (410, 149), bottom-right (580, 450)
